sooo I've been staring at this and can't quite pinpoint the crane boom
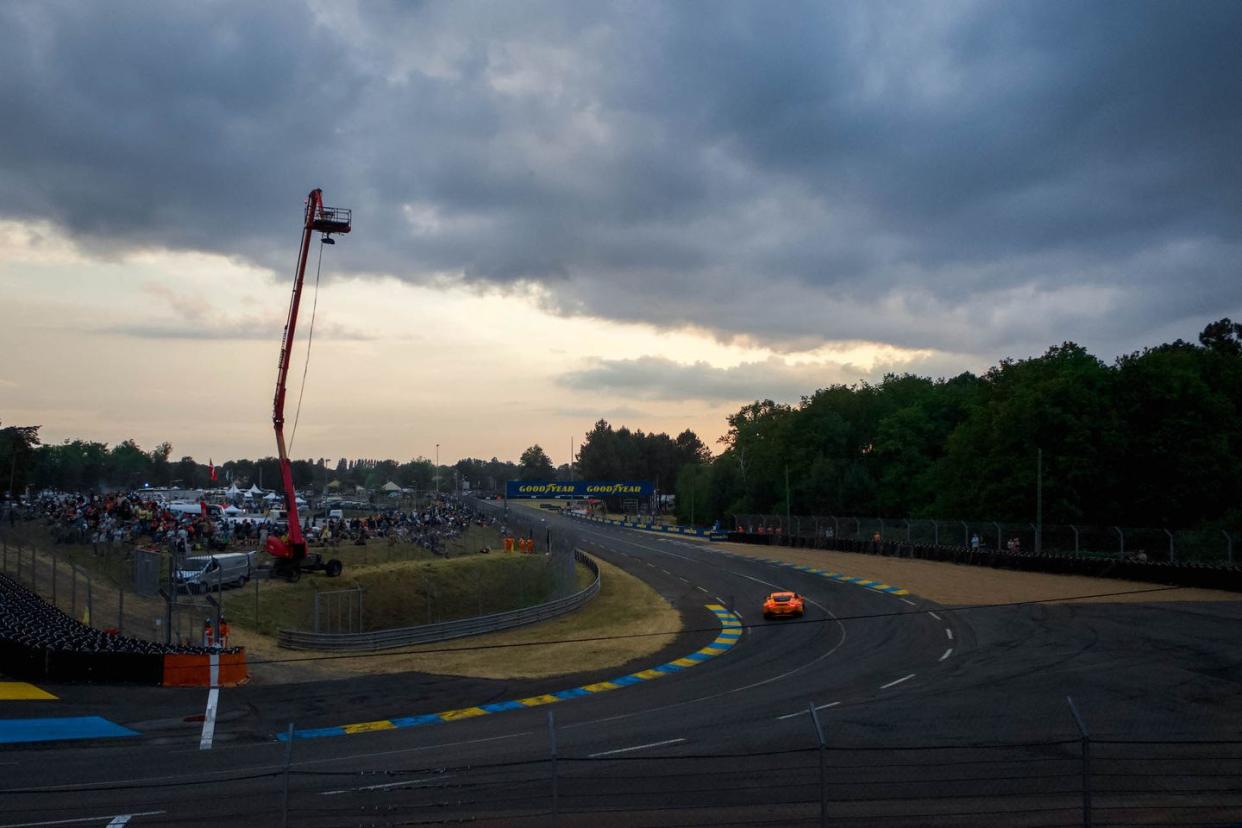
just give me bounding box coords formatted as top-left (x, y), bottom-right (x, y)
top-left (265, 188), bottom-right (351, 567)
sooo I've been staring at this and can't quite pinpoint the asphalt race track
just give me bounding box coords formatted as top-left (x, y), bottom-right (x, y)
top-left (3, 511), bottom-right (1242, 826)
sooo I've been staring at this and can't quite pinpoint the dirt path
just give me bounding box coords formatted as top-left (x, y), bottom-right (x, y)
top-left (710, 540), bottom-right (1242, 605)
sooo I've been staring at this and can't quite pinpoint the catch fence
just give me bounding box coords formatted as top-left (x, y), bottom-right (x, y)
top-left (277, 500), bottom-right (595, 651)
top-left (735, 514), bottom-right (1238, 565)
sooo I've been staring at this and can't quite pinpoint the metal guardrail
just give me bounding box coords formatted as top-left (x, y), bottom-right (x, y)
top-left (277, 549), bottom-right (600, 651)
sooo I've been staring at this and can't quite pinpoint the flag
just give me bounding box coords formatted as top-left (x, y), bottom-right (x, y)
top-left (209, 459), bottom-right (217, 481)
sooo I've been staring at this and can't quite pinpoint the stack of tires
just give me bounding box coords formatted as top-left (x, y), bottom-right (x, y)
top-left (0, 573), bottom-right (238, 684)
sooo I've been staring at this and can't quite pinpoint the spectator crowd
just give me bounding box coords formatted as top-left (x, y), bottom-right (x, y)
top-left (3, 492), bottom-right (489, 558)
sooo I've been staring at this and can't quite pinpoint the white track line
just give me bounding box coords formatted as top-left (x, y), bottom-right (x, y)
top-left (928, 612), bottom-right (941, 621)
top-left (945, 628), bottom-right (953, 641)
top-left (0, 813), bottom-right (163, 828)
top-left (320, 775), bottom-right (451, 796)
top-left (198, 687), bottom-right (219, 750)
top-left (696, 586), bottom-right (709, 593)
top-left (106, 819), bottom-right (132, 828)
top-left (589, 738), bottom-right (687, 758)
top-left (940, 648), bottom-right (954, 662)
top-left (901, 598), bottom-right (917, 606)
top-left (880, 673), bottom-right (916, 690)
top-left (778, 700), bottom-right (839, 720)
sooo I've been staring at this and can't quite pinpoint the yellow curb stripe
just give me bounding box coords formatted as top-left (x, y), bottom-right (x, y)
top-left (439, 707), bottom-right (489, 721)
top-left (582, 681), bottom-right (620, 693)
top-left (343, 720), bottom-right (396, 734)
top-left (519, 694), bottom-right (561, 707)
top-left (0, 682), bottom-right (57, 701)
top-left (633, 669), bottom-right (665, 680)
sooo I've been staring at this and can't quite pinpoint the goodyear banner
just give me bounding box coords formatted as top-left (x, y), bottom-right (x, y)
top-left (505, 480), bottom-right (654, 499)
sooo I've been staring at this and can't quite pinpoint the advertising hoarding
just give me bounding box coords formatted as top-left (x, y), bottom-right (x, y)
top-left (505, 480), bottom-right (655, 499)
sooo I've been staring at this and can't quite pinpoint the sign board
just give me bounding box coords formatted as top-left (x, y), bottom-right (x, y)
top-left (505, 480), bottom-right (655, 499)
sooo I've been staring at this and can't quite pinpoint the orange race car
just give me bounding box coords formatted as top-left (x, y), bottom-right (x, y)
top-left (762, 591), bottom-right (805, 620)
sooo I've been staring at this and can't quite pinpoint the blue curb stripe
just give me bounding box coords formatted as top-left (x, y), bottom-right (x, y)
top-left (690, 541), bottom-right (914, 598)
top-left (0, 716), bottom-right (139, 745)
top-left (280, 603), bottom-right (743, 742)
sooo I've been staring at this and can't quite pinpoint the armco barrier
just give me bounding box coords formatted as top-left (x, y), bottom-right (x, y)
top-left (277, 550), bottom-right (601, 651)
top-left (724, 532), bottom-right (1242, 592)
top-left (568, 512), bottom-right (729, 541)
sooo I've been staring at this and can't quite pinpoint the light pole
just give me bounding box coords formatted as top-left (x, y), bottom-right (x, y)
top-left (435, 443), bottom-right (440, 494)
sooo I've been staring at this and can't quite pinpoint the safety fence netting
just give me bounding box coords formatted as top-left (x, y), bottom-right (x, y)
top-left (8, 736), bottom-right (1240, 826)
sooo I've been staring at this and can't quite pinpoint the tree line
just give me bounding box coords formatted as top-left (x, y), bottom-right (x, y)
top-left (675, 319), bottom-right (1242, 532)
top-left (6, 319), bottom-right (1241, 532)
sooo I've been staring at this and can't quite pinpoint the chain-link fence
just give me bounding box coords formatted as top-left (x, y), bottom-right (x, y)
top-left (89, 702), bottom-right (1239, 827)
top-left (734, 514), bottom-right (1237, 565)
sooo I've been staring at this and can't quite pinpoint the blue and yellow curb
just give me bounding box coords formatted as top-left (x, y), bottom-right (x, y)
top-left (279, 604), bottom-right (742, 741)
top-left (717, 551), bottom-right (911, 596)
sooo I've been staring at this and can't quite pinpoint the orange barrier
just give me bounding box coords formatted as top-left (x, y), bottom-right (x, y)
top-left (162, 650), bottom-right (248, 687)
top-left (503, 537), bottom-right (514, 552)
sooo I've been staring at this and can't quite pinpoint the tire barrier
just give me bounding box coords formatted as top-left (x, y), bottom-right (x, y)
top-left (724, 533), bottom-right (1242, 592)
top-left (0, 573), bottom-right (245, 685)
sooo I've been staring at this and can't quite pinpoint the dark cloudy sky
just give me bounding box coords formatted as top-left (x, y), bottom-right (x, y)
top-left (2, 1), bottom-right (1240, 462)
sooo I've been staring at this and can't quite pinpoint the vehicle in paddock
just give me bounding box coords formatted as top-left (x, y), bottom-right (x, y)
top-left (174, 551), bottom-right (257, 593)
top-left (762, 591), bottom-right (805, 620)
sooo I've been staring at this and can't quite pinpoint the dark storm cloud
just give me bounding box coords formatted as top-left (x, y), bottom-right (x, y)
top-left (2, 1), bottom-right (1241, 361)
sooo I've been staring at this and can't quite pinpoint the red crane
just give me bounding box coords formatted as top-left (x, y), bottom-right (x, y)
top-left (265, 188), bottom-right (350, 581)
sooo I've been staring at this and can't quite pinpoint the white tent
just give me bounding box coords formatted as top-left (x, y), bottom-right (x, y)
top-left (381, 481), bottom-right (402, 492)
top-left (263, 492), bottom-right (280, 501)
top-left (225, 483), bottom-right (241, 496)
top-left (222, 504), bottom-right (242, 515)
top-left (247, 484), bottom-right (263, 495)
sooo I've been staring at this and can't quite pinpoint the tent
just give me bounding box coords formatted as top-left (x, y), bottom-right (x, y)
top-left (247, 484), bottom-right (263, 495)
top-left (225, 483), bottom-right (241, 496)
top-left (222, 504), bottom-right (243, 515)
top-left (263, 492), bottom-right (280, 501)
top-left (381, 481), bottom-right (402, 492)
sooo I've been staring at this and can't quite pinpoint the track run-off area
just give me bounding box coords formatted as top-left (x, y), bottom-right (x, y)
top-left (2, 508), bottom-right (1242, 826)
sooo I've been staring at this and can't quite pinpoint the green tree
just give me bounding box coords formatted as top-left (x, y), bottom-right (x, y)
top-left (518, 444), bottom-right (555, 480)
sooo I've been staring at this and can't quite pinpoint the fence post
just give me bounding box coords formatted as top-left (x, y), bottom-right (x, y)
top-left (1067, 696), bottom-right (1092, 828)
top-left (809, 702), bottom-right (828, 828)
top-left (2, 538), bottom-right (6, 572)
top-left (71, 564), bottom-right (77, 619)
top-left (960, 520), bottom-right (968, 545)
top-left (51, 556), bottom-right (57, 608)
top-left (1164, 529), bottom-right (1174, 563)
top-left (548, 710), bottom-right (559, 825)
top-left (1113, 526), bottom-right (1124, 559)
top-left (314, 591), bottom-right (321, 633)
top-left (1224, 530), bottom-right (1233, 566)
top-left (118, 588), bottom-right (124, 635)
top-left (932, 519), bottom-right (939, 546)
top-left (15, 542), bottom-right (21, 583)
top-left (254, 573), bottom-right (260, 631)
top-left (1071, 525), bottom-right (1079, 554)
top-left (993, 522), bottom-right (1002, 550)
top-left (87, 575), bottom-right (93, 625)
top-left (904, 519), bottom-right (912, 543)
top-left (282, 722), bottom-right (294, 828)
top-left (357, 586), bottom-right (364, 632)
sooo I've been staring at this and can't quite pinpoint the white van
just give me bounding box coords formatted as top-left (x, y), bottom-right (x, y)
top-left (174, 552), bottom-right (255, 593)
top-left (168, 502), bottom-right (226, 519)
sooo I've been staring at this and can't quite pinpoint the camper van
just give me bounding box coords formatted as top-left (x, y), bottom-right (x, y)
top-left (174, 551), bottom-right (256, 593)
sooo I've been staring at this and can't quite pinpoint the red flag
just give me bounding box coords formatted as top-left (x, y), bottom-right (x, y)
top-left (209, 459), bottom-right (217, 481)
